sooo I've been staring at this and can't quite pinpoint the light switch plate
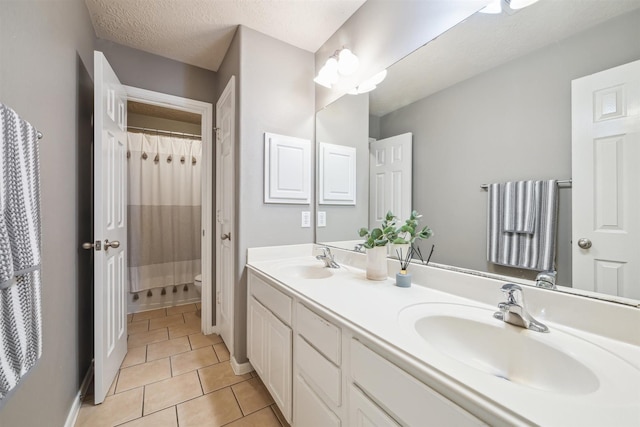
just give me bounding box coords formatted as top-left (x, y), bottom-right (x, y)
top-left (317, 211), bottom-right (327, 227)
top-left (301, 211), bottom-right (311, 228)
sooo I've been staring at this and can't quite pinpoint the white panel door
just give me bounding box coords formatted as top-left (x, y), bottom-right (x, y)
top-left (93, 51), bottom-right (127, 404)
top-left (369, 133), bottom-right (412, 229)
top-left (247, 296), bottom-right (268, 378)
top-left (216, 76), bottom-right (236, 356)
top-left (572, 59), bottom-right (640, 299)
top-left (266, 313), bottom-right (292, 423)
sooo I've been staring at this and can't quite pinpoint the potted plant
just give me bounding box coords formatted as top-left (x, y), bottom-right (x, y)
top-left (391, 210), bottom-right (433, 257)
top-left (358, 211), bottom-right (398, 280)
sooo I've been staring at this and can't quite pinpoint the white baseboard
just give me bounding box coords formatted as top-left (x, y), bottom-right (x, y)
top-left (230, 356), bottom-right (253, 376)
top-left (64, 361), bottom-right (94, 427)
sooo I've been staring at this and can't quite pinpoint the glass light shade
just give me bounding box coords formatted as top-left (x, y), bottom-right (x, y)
top-left (314, 74), bottom-right (332, 88)
top-left (368, 69), bottom-right (388, 86)
top-left (479, 0), bottom-right (502, 14)
top-left (355, 81), bottom-right (377, 94)
top-left (508, 0), bottom-right (539, 10)
top-left (338, 49), bottom-right (359, 76)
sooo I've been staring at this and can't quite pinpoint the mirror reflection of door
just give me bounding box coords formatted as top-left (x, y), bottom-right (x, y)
top-left (571, 59), bottom-right (640, 300)
top-left (368, 133), bottom-right (412, 230)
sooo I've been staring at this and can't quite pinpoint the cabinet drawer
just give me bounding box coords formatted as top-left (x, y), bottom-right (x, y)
top-left (249, 273), bottom-right (292, 325)
top-left (297, 303), bottom-right (341, 365)
top-left (296, 335), bottom-right (341, 408)
top-left (351, 339), bottom-right (485, 427)
top-left (295, 374), bottom-right (341, 427)
top-left (349, 385), bottom-right (399, 427)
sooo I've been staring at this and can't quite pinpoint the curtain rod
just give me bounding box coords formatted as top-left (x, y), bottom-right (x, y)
top-left (480, 179), bottom-right (572, 190)
top-left (127, 126), bottom-right (201, 139)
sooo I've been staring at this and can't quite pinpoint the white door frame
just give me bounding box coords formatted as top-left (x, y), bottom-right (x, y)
top-left (124, 86), bottom-right (215, 334)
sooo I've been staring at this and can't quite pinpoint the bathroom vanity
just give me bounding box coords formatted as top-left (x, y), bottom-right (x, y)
top-left (247, 244), bottom-right (640, 427)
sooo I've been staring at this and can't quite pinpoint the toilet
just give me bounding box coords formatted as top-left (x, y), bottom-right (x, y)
top-left (194, 274), bottom-right (202, 295)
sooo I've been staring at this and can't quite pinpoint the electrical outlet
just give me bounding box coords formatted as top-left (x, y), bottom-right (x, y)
top-left (317, 211), bottom-right (327, 227)
top-left (301, 211), bottom-right (311, 228)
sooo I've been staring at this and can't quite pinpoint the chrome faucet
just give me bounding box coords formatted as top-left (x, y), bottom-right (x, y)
top-left (535, 270), bottom-right (557, 290)
top-left (316, 246), bottom-right (340, 269)
top-left (494, 284), bottom-right (548, 332)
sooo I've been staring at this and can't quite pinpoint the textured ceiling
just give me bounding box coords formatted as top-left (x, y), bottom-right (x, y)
top-left (85, 0), bottom-right (366, 71)
top-left (370, 0), bottom-right (640, 117)
top-left (128, 101), bottom-right (202, 124)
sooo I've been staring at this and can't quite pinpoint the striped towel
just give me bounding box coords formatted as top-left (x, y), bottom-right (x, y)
top-left (503, 180), bottom-right (535, 234)
top-left (0, 103), bottom-right (42, 401)
top-left (487, 180), bottom-right (558, 271)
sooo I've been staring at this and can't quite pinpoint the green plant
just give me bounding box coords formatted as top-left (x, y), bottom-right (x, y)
top-left (358, 211), bottom-right (398, 249)
top-left (393, 210), bottom-right (433, 245)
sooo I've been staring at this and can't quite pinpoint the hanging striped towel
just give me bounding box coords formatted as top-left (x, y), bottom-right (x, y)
top-left (503, 180), bottom-right (535, 234)
top-left (0, 103), bottom-right (42, 401)
top-left (487, 180), bottom-right (558, 271)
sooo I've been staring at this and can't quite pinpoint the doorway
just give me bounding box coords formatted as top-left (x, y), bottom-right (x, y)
top-left (124, 86), bottom-right (215, 335)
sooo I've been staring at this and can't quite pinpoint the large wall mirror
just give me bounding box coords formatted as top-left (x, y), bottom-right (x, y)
top-left (315, 0), bottom-right (640, 306)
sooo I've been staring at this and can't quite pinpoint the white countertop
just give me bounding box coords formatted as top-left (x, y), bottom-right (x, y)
top-left (247, 244), bottom-right (640, 427)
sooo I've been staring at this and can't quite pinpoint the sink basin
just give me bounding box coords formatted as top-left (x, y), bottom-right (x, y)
top-left (278, 264), bottom-right (334, 280)
top-left (398, 303), bottom-right (618, 395)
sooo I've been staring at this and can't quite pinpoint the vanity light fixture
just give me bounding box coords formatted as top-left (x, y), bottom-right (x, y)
top-left (314, 48), bottom-right (359, 88)
top-left (479, 0), bottom-right (502, 14)
top-left (479, 0), bottom-right (539, 14)
top-left (507, 0), bottom-right (540, 10)
top-left (348, 69), bottom-right (388, 95)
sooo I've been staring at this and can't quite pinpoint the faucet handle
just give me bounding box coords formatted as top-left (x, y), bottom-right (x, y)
top-left (500, 283), bottom-right (523, 305)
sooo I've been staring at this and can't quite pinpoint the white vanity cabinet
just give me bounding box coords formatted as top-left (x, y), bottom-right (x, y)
top-left (247, 268), bottom-right (486, 427)
top-left (247, 272), bottom-right (293, 423)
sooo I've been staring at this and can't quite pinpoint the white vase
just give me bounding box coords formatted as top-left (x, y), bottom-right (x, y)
top-left (366, 246), bottom-right (388, 281)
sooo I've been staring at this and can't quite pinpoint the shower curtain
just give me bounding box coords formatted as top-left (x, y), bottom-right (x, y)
top-left (127, 132), bottom-right (202, 293)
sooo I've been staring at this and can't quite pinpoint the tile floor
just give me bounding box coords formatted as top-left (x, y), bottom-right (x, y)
top-left (75, 303), bottom-right (289, 427)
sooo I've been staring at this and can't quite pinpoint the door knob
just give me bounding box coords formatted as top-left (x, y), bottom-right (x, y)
top-left (82, 242), bottom-right (94, 250)
top-left (577, 238), bottom-right (592, 249)
top-left (221, 233), bottom-right (231, 241)
top-left (104, 239), bottom-right (120, 249)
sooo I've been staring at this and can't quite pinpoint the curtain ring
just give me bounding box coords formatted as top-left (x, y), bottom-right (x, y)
top-left (180, 155), bottom-right (185, 164)
top-left (154, 154), bottom-right (159, 164)
top-left (192, 156), bottom-right (197, 165)
top-left (167, 155), bottom-right (172, 163)
top-left (147, 289), bottom-right (153, 297)
top-left (142, 152), bottom-right (148, 160)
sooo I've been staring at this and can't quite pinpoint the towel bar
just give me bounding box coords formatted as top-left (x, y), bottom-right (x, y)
top-left (480, 179), bottom-right (572, 190)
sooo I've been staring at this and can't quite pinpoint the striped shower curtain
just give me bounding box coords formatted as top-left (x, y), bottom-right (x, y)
top-left (127, 133), bottom-right (202, 293)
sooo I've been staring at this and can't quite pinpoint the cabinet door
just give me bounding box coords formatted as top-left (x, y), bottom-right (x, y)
top-left (267, 313), bottom-right (293, 423)
top-left (349, 385), bottom-right (400, 427)
top-left (248, 297), bottom-right (268, 377)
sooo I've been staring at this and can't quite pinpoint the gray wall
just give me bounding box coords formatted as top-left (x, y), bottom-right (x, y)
top-left (96, 39), bottom-right (218, 105)
top-left (0, 0), bottom-right (96, 425)
top-left (379, 10), bottom-right (640, 286)
top-left (235, 26), bottom-right (315, 362)
top-left (316, 93), bottom-right (369, 243)
top-left (314, 0), bottom-right (487, 110)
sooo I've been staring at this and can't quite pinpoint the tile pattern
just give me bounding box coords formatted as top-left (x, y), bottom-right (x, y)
top-left (75, 304), bottom-right (288, 427)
